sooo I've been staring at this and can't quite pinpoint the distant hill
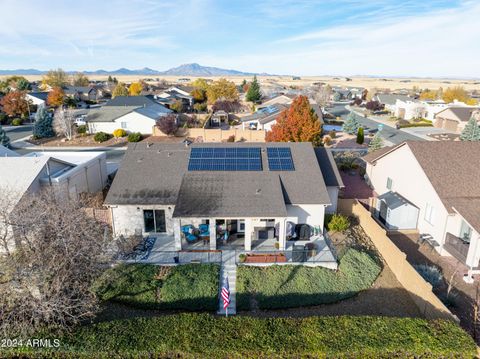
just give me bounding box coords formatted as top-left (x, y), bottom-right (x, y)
top-left (0, 63), bottom-right (271, 76)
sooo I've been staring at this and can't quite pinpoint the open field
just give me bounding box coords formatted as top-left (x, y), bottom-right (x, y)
top-left (5, 74), bottom-right (480, 92)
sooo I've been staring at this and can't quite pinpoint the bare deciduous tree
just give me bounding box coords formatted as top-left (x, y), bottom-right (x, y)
top-left (313, 84), bottom-right (332, 108)
top-left (0, 188), bottom-right (112, 336)
top-left (53, 107), bottom-right (76, 140)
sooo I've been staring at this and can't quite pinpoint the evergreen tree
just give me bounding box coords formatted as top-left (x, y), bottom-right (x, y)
top-left (107, 75), bottom-right (113, 83)
top-left (33, 107), bottom-right (55, 139)
top-left (368, 133), bottom-right (384, 152)
top-left (356, 127), bottom-right (364, 144)
top-left (246, 75), bottom-right (261, 102)
top-left (0, 125), bottom-right (10, 147)
top-left (460, 117), bottom-right (480, 141)
top-left (342, 112), bottom-right (360, 135)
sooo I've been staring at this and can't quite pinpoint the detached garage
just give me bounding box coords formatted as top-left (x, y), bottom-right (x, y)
top-left (375, 191), bottom-right (419, 230)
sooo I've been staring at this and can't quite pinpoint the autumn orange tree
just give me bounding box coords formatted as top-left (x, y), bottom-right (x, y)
top-left (0, 91), bottom-right (30, 118)
top-left (266, 95), bottom-right (322, 146)
top-left (47, 87), bottom-right (65, 107)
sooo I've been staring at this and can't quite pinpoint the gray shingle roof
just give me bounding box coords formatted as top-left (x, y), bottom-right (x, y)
top-left (314, 147), bottom-right (344, 188)
top-left (104, 96), bottom-right (157, 107)
top-left (27, 92), bottom-right (49, 101)
top-left (374, 94), bottom-right (413, 105)
top-left (105, 142), bottom-right (331, 213)
top-left (435, 107), bottom-right (480, 122)
top-left (173, 172), bottom-right (287, 218)
top-left (86, 106), bottom-right (137, 123)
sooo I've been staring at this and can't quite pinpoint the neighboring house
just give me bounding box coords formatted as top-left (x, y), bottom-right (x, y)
top-left (332, 86), bottom-right (366, 101)
top-left (87, 96), bottom-right (172, 134)
top-left (241, 104), bottom-right (289, 131)
top-left (259, 94), bottom-right (296, 108)
top-left (241, 102), bottom-right (323, 132)
top-left (373, 94), bottom-right (412, 113)
top-left (64, 86), bottom-right (99, 102)
top-left (394, 99), bottom-right (425, 120)
top-left (155, 86), bottom-right (194, 110)
top-left (0, 150), bottom-right (107, 200)
top-left (26, 92), bottom-right (49, 108)
top-left (105, 142), bottom-right (337, 252)
top-left (433, 107), bottom-right (480, 133)
top-left (364, 141), bottom-right (480, 279)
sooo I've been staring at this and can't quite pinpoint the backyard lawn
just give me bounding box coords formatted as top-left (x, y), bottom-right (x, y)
top-left (93, 263), bottom-right (220, 311)
top-left (11, 314), bottom-right (476, 358)
top-left (237, 248), bottom-right (382, 310)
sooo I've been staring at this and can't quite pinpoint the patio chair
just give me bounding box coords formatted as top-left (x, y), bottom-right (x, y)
top-left (181, 225), bottom-right (198, 243)
top-left (199, 224), bottom-right (210, 237)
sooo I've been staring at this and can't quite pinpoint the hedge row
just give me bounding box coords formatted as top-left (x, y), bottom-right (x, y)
top-left (10, 314), bottom-right (476, 358)
top-left (93, 263), bottom-right (219, 311)
top-left (237, 248), bottom-right (382, 310)
top-left (399, 122), bottom-right (434, 128)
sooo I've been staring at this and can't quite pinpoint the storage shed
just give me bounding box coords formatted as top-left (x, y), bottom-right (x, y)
top-left (375, 191), bottom-right (419, 230)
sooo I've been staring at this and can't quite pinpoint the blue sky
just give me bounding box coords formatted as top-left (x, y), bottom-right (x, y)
top-left (0, 0), bottom-right (479, 77)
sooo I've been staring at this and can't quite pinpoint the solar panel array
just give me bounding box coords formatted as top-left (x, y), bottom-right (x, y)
top-left (267, 147), bottom-right (295, 171)
top-left (188, 147), bottom-right (262, 171)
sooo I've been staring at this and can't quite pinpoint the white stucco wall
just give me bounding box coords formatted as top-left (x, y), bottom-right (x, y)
top-left (88, 112), bottom-right (158, 135)
top-left (366, 144), bottom-right (449, 251)
top-left (325, 187), bottom-right (339, 214)
top-left (286, 204), bottom-right (325, 229)
top-left (110, 204), bottom-right (175, 237)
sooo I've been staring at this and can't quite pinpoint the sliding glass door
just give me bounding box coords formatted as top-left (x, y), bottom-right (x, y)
top-left (143, 209), bottom-right (166, 233)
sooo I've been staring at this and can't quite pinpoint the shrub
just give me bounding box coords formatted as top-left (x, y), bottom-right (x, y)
top-left (328, 130), bottom-right (336, 139)
top-left (0, 112), bottom-right (8, 125)
top-left (127, 132), bottom-right (142, 142)
top-left (227, 135), bottom-right (235, 142)
top-left (76, 125), bottom-right (87, 134)
top-left (323, 135), bottom-right (332, 145)
top-left (356, 127), bottom-right (364, 144)
top-left (11, 118), bottom-right (23, 126)
top-left (93, 131), bottom-right (110, 143)
top-left (45, 314), bottom-right (476, 358)
top-left (398, 122), bottom-right (433, 128)
top-left (237, 249), bottom-right (381, 310)
top-left (326, 213), bottom-right (350, 232)
top-left (193, 102), bottom-right (207, 112)
top-left (414, 264), bottom-right (443, 288)
top-left (94, 263), bottom-right (220, 311)
top-left (113, 128), bottom-right (127, 138)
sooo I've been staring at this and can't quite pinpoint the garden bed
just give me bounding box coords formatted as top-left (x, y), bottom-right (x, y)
top-left (242, 253), bottom-right (286, 263)
top-left (14, 314), bottom-right (475, 358)
top-left (237, 248), bottom-right (382, 310)
top-left (28, 134), bottom-right (129, 147)
top-left (93, 263), bottom-right (220, 311)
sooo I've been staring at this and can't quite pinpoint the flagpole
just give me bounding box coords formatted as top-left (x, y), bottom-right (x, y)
top-left (226, 306), bottom-right (228, 318)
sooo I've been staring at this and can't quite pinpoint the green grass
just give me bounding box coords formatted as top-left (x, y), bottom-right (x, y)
top-left (237, 248), bottom-right (382, 310)
top-left (93, 263), bottom-right (219, 311)
top-left (10, 314), bottom-right (476, 358)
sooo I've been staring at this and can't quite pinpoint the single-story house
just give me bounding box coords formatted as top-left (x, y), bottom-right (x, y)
top-left (26, 92), bottom-right (49, 108)
top-left (87, 96), bottom-right (172, 134)
top-left (433, 107), bottom-right (480, 133)
top-left (394, 99), bottom-right (425, 120)
top-left (155, 86), bottom-right (194, 110)
top-left (241, 104), bottom-right (289, 131)
top-left (373, 94), bottom-right (413, 113)
top-left (332, 87), bottom-right (367, 101)
top-left (0, 149), bottom-right (107, 200)
top-left (64, 86), bottom-right (99, 102)
top-left (104, 142), bottom-right (342, 252)
top-left (364, 141), bottom-right (480, 279)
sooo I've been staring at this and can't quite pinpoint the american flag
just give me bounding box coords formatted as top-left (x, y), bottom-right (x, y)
top-left (221, 277), bottom-right (230, 310)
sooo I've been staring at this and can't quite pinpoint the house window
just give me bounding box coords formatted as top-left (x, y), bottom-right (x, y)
top-left (143, 209), bottom-right (166, 233)
top-left (121, 122), bottom-right (128, 129)
top-left (386, 177), bottom-right (393, 190)
top-left (460, 220), bottom-right (473, 243)
top-left (424, 203), bottom-right (435, 225)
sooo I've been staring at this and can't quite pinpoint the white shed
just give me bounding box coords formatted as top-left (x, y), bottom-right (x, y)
top-left (375, 191), bottom-right (419, 230)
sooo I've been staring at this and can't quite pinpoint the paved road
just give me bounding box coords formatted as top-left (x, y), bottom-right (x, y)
top-left (327, 104), bottom-right (425, 145)
top-left (3, 124), bottom-right (33, 142)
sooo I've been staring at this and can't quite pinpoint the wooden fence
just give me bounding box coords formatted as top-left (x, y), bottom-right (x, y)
top-left (84, 208), bottom-right (112, 227)
top-left (338, 198), bottom-right (456, 321)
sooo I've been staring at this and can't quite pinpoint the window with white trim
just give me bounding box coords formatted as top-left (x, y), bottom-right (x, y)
top-left (121, 122), bottom-right (127, 129)
top-left (424, 203), bottom-right (435, 225)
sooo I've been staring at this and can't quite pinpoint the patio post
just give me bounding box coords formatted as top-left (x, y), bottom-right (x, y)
top-left (244, 219), bottom-right (252, 251)
top-left (173, 218), bottom-right (182, 250)
top-left (277, 218), bottom-right (286, 250)
top-left (209, 219), bottom-right (216, 250)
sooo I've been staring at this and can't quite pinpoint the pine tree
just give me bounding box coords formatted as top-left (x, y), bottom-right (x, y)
top-left (460, 117), bottom-right (480, 141)
top-left (342, 112), bottom-right (360, 135)
top-left (246, 75), bottom-right (261, 102)
top-left (0, 125), bottom-right (10, 147)
top-left (356, 127), bottom-right (364, 144)
top-left (33, 106), bottom-right (55, 139)
top-left (368, 133), bottom-right (384, 152)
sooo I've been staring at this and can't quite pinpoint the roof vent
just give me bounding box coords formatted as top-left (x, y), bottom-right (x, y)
top-left (146, 142), bottom-right (152, 148)
top-left (256, 188), bottom-right (262, 195)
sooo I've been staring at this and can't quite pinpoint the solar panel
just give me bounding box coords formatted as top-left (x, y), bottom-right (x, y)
top-left (267, 147), bottom-right (295, 171)
top-left (188, 147), bottom-right (263, 171)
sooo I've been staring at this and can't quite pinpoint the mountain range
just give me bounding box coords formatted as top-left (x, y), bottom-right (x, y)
top-left (0, 63), bottom-right (272, 76)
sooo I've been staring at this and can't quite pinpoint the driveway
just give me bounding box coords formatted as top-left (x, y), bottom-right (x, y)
top-left (328, 105), bottom-right (425, 145)
top-left (3, 124), bottom-right (33, 142)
